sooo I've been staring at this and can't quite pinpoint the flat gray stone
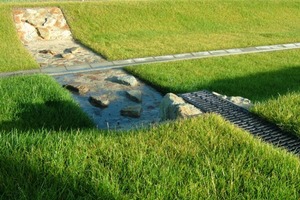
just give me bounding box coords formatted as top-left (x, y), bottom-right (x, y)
top-left (121, 105), bottom-right (142, 118)
top-left (241, 47), bottom-right (258, 52)
top-left (209, 50), bottom-right (227, 55)
top-left (41, 66), bottom-right (67, 73)
top-left (174, 53), bottom-right (194, 59)
top-left (255, 46), bottom-right (272, 50)
top-left (269, 45), bottom-right (284, 49)
top-left (90, 62), bottom-right (113, 68)
top-left (61, 53), bottom-right (75, 59)
top-left (283, 43), bottom-right (297, 48)
top-left (112, 59), bottom-right (135, 65)
top-left (66, 63), bottom-right (91, 71)
top-left (294, 43), bottom-right (300, 46)
top-left (154, 55), bottom-right (174, 61)
top-left (226, 49), bottom-right (242, 53)
top-left (192, 51), bottom-right (210, 57)
top-left (133, 57), bottom-right (155, 63)
top-left (88, 95), bottom-right (110, 108)
top-left (69, 47), bottom-right (82, 53)
top-left (115, 75), bottom-right (138, 86)
top-left (126, 90), bottom-right (142, 103)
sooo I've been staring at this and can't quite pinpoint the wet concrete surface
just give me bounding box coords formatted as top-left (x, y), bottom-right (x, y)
top-left (54, 69), bottom-right (163, 130)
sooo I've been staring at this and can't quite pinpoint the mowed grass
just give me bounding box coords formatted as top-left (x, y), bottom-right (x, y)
top-left (0, 75), bottom-right (93, 131)
top-left (1, 75), bottom-right (300, 199)
top-left (1, 1), bottom-right (300, 198)
top-left (62, 0), bottom-right (300, 60)
top-left (0, 4), bottom-right (38, 72)
top-left (253, 93), bottom-right (300, 138)
top-left (1, 0), bottom-right (300, 72)
top-left (126, 49), bottom-right (300, 137)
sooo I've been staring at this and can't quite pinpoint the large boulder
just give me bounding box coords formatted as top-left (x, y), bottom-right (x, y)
top-left (115, 75), bottom-right (138, 87)
top-left (160, 93), bottom-right (202, 120)
top-left (89, 95), bottom-right (110, 108)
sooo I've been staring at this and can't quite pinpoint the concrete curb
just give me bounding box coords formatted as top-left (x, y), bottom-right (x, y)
top-left (1, 42), bottom-right (300, 77)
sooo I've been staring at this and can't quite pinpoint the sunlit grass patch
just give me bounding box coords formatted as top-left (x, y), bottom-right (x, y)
top-left (253, 92), bottom-right (300, 138)
top-left (1, 0), bottom-right (300, 72)
top-left (126, 49), bottom-right (300, 137)
top-left (1, 115), bottom-right (300, 199)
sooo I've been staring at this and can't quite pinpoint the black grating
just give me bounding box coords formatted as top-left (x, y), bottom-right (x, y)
top-left (180, 90), bottom-right (300, 155)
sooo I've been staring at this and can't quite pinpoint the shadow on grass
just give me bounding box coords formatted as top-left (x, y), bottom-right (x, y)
top-left (0, 100), bottom-right (94, 132)
top-left (191, 65), bottom-right (300, 102)
top-left (0, 156), bottom-right (115, 199)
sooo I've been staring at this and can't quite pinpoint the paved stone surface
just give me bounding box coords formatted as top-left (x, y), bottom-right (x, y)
top-left (54, 69), bottom-right (163, 130)
top-left (14, 7), bottom-right (106, 69)
top-left (24, 39), bottom-right (106, 68)
top-left (14, 7), bottom-right (72, 43)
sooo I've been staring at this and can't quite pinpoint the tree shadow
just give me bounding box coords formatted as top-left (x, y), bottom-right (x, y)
top-left (0, 100), bottom-right (94, 132)
top-left (199, 65), bottom-right (300, 102)
top-left (0, 156), bottom-right (116, 199)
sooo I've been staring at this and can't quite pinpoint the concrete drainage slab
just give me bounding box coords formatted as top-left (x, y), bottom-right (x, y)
top-left (54, 69), bottom-right (163, 130)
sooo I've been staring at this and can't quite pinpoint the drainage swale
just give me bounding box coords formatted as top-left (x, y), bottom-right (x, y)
top-left (180, 90), bottom-right (300, 155)
top-left (54, 69), bottom-right (162, 130)
top-left (14, 7), bottom-right (106, 68)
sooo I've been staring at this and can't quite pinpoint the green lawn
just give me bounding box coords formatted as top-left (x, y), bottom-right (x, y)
top-left (63, 0), bottom-right (300, 60)
top-left (0, 75), bottom-right (93, 131)
top-left (1, 1), bottom-right (300, 199)
top-left (1, 0), bottom-right (300, 71)
top-left (0, 75), bottom-right (300, 199)
top-left (126, 49), bottom-right (300, 137)
top-left (0, 4), bottom-right (38, 72)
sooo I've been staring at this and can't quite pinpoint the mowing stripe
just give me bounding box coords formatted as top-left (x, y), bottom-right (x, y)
top-left (180, 90), bottom-right (300, 155)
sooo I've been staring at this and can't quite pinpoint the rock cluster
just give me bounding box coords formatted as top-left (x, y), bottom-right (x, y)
top-left (160, 93), bottom-right (202, 120)
top-left (13, 7), bottom-right (106, 68)
top-left (64, 75), bottom-right (143, 118)
top-left (212, 92), bottom-right (253, 110)
top-left (14, 7), bottom-right (72, 43)
top-left (159, 92), bottom-right (253, 121)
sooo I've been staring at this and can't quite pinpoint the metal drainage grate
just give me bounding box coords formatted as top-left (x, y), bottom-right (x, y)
top-left (180, 90), bottom-right (300, 155)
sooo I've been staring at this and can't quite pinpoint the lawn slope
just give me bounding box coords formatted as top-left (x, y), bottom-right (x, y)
top-left (126, 49), bottom-right (300, 137)
top-left (0, 75), bottom-right (300, 199)
top-left (1, 0), bottom-right (300, 72)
